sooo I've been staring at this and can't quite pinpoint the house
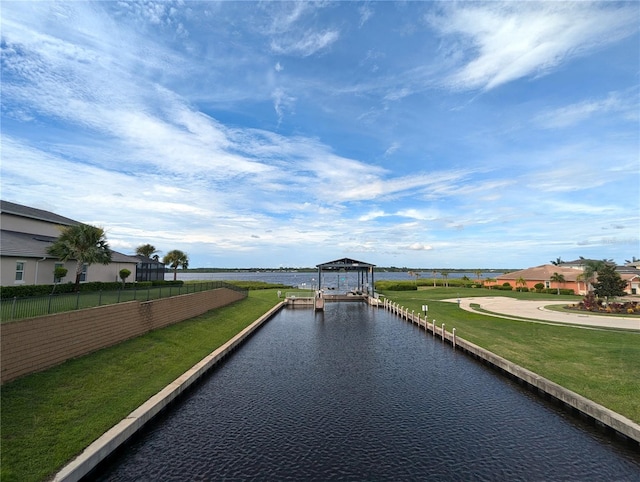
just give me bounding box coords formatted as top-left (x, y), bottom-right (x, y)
top-left (496, 262), bottom-right (640, 296)
top-left (1, 200), bottom-right (139, 286)
top-left (495, 265), bottom-right (587, 295)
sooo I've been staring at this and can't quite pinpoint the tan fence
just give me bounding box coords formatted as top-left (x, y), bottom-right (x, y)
top-left (0, 288), bottom-right (246, 384)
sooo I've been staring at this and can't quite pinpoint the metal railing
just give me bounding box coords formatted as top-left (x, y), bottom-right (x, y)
top-left (1, 281), bottom-right (247, 322)
top-left (284, 291), bottom-right (315, 299)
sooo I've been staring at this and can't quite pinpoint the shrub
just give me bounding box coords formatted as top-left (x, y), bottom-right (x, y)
top-left (493, 285), bottom-right (513, 291)
top-left (543, 288), bottom-right (574, 295)
top-left (375, 281), bottom-right (417, 291)
top-left (1, 281), bottom-right (148, 299)
top-left (534, 283), bottom-right (545, 293)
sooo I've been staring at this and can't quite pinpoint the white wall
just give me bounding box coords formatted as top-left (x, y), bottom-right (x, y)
top-left (1, 256), bottom-right (137, 287)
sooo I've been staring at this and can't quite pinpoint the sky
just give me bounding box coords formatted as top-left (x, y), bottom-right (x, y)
top-left (1, 1), bottom-right (639, 269)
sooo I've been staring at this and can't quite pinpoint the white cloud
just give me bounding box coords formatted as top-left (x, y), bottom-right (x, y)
top-left (407, 243), bottom-right (433, 251)
top-left (270, 29), bottom-right (340, 57)
top-left (272, 88), bottom-right (296, 124)
top-left (431, 2), bottom-right (639, 91)
top-left (535, 91), bottom-right (639, 129)
top-left (359, 4), bottom-right (374, 28)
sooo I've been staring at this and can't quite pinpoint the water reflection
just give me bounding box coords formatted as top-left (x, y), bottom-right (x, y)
top-left (95, 303), bottom-right (639, 481)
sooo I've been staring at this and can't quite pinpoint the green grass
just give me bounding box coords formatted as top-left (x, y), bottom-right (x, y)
top-left (0, 289), bottom-right (281, 482)
top-left (380, 287), bottom-right (640, 423)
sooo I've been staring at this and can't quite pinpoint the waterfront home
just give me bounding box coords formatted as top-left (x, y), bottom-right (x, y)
top-left (0, 200), bottom-right (139, 286)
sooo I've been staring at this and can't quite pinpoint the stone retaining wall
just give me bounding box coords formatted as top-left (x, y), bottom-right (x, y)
top-left (0, 288), bottom-right (246, 384)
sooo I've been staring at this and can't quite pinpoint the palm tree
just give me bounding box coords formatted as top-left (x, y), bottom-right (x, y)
top-left (440, 270), bottom-right (449, 288)
top-left (581, 258), bottom-right (609, 292)
top-left (550, 272), bottom-right (566, 295)
top-left (163, 249), bottom-right (189, 281)
top-left (474, 269), bottom-right (483, 284)
top-left (47, 224), bottom-right (112, 290)
top-left (516, 277), bottom-right (527, 292)
top-left (408, 270), bottom-right (420, 286)
top-left (550, 257), bottom-right (563, 266)
top-left (136, 243), bottom-right (159, 259)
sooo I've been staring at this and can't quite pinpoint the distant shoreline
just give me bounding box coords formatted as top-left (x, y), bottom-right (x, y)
top-left (178, 267), bottom-right (515, 273)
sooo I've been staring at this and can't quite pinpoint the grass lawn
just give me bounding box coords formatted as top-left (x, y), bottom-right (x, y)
top-left (379, 287), bottom-right (640, 424)
top-left (0, 289), bottom-right (282, 482)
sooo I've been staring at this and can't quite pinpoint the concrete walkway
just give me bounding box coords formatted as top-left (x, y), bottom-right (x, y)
top-left (445, 297), bottom-right (640, 331)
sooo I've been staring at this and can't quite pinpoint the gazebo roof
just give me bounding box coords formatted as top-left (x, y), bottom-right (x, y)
top-left (316, 257), bottom-right (375, 271)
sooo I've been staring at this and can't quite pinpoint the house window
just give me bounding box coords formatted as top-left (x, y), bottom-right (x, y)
top-left (545, 281), bottom-right (550, 289)
top-left (15, 261), bottom-right (25, 282)
top-left (79, 264), bottom-right (88, 282)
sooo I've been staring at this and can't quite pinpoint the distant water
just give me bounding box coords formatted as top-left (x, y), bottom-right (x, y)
top-left (166, 270), bottom-right (501, 290)
top-left (95, 303), bottom-right (640, 480)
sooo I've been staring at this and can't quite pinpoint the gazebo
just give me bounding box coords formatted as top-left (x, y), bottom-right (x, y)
top-left (316, 257), bottom-right (376, 295)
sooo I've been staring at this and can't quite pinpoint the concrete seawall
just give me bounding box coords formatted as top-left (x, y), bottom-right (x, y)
top-left (382, 298), bottom-right (640, 446)
top-left (53, 302), bottom-right (285, 482)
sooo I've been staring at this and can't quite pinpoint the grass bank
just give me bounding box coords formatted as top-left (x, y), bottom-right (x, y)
top-left (1, 289), bottom-right (281, 482)
top-left (379, 287), bottom-right (640, 424)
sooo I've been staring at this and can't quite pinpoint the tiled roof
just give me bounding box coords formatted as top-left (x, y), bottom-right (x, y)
top-left (0, 230), bottom-right (138, 263)
top-left (498, 264), bottom-right (583, 282)
top-left (0, 200), bottom-right (79, 226)
top-left (0, 230), bottom-right (57, 258)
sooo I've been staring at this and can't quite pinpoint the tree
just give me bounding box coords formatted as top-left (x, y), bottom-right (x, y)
top-left (51, 266), bottom-right (68, 294)
top-left (592, 264), bottom-right (627, 303)
top-left (136, 243), bottom-right (159, 259)
top-left (119, 268), bottom-right (131, 287)
top-left (581, 258), bottom-right (613, 292)
top-left (474, 269), bottom-right (483, 284)
top-left (440, 270), bottom-right (449, 287)
top-left (163, 249), bottom-right (189, 281)
top-left (550, 257), bottom-right (563, 266)
top-left (516, 277), bottom-right (527, 292)
top-left (550, 272), bottom-right (565, 295)
top-left (47, 224), bottom-right (112, 290)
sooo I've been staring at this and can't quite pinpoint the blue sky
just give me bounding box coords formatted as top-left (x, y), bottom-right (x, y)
top-left (1, 1), bottom-right (638, 269)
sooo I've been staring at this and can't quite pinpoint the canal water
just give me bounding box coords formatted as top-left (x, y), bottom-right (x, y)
top-left (95, 303), bottom-right (640, 481)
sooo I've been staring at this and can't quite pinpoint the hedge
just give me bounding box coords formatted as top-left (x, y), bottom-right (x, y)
top-left (375, 281), bottom-right (417, 291)
top-left (0, 280), bottom-right (184, 299)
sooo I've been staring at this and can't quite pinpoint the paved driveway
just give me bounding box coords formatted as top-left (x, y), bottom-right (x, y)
top-left (445, 296), bottom-right (640, 331)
